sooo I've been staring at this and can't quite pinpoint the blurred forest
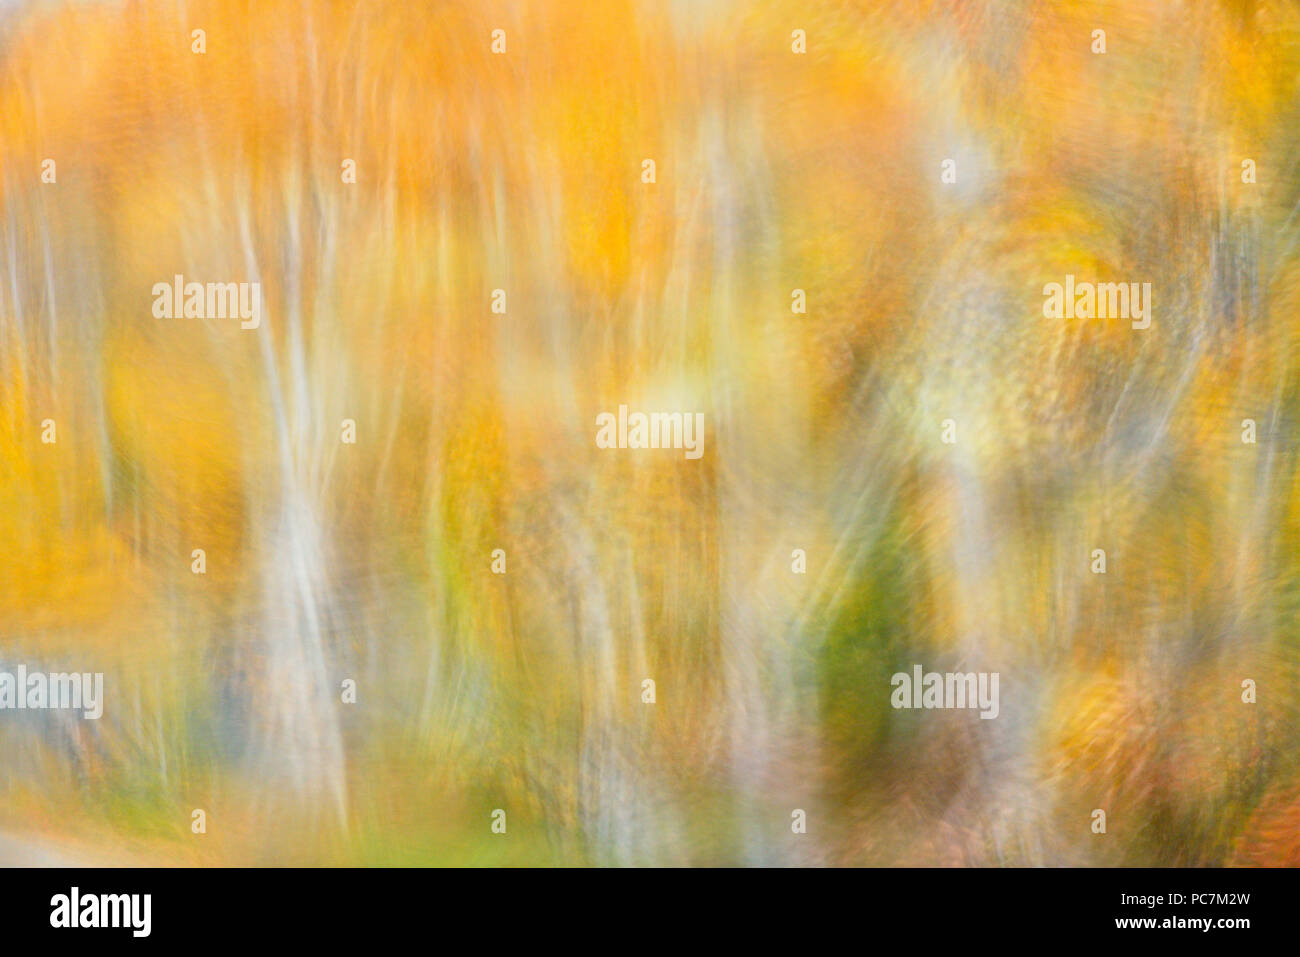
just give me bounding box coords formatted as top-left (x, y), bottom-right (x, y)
top-left (1, 0), bottom-right (1299, 865)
